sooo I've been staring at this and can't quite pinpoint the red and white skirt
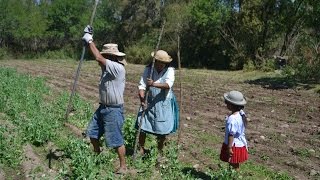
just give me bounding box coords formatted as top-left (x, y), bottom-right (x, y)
top-left (220, 143), bottom-right (248, 163)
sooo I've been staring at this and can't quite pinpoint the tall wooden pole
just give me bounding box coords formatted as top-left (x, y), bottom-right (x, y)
top-left (65, 0), bottom-right (99, 122)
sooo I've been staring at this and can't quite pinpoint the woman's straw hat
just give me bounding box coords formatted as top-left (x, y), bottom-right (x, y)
top-left (224, 91), bottom-right (247, 106)
top-left (151, 50), bottom-right (172, 63)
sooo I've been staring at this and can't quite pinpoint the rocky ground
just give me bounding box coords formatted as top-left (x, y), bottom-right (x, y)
top-left (1, 59), bottom-right (319, 179)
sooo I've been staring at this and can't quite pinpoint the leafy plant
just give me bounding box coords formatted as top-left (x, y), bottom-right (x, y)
top-left (292, 148), bottom-right (311, 158)
top-left (0, 124), bottom-right (23, 168)
top-left (123, 115), bottom-right (137, 149)
top-left (63, 137), bottom-right (116, 179)
top-left (214, 168), bottom-right (239, 180)
top-left (243, 60), bottom-right (256, 72)
top-left (260, 155), bottom-right (270, 161)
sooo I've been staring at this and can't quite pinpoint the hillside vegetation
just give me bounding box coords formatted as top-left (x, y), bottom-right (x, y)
top-left (0, 0), bottom-right (319, 82)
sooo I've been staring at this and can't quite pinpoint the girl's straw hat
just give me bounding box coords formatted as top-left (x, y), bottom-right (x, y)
top-left (151, 50), bottom-right (172, 63)
top-left (224, 90), bottom-right (247, 106)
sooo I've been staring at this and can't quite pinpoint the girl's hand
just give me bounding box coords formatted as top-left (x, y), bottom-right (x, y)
top-left (228, 148), bottom-right (233, 157)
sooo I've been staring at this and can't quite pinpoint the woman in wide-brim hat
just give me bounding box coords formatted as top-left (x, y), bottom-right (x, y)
top-left (135, 50), bottom-right (179, 162)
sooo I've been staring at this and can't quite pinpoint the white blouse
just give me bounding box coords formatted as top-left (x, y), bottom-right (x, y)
top-left (138, 67), bottom-right (175, 98)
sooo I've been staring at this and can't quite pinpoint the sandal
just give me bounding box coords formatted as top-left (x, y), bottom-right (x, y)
top-left (156, 155), bottom-right (168, 168)
top-left (115, 167), bottom-right (127, 175)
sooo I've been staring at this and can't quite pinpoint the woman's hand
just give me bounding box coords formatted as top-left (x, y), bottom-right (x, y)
top-left (141, 101), bottom-right (146, 109)
top-left (146, 79), bottom-right (170, 89)
top-left (139, 90), bottom-right (146, 109)
top-left (147, 78), bottom-right (154, 86)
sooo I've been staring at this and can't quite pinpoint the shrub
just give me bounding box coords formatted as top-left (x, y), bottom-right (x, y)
top-left (123, 115), bottom-right (137, 149)
top-left (126, 44), bottom-right (154, 64)
top-left (261, 58), bottom-right (276, 72)
top-left (243, 59), bottom-right (256, 72)
top-left (285, 56), bottom-right (320, 83)
top-left (0, 47), bottom-right (11, 60)
top-left (41, 50), bottom-right (72, 60)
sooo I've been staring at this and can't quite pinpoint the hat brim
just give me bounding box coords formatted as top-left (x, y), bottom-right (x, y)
top-left (100, 51), bottom-right (126, 57)
top-left (223, 93), bottom-right (247, 106)
top-left (151, 52), bottom-right (172, 63)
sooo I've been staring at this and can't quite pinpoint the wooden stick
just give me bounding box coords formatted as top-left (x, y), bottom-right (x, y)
top-left (64, 0), bottom-right (99, 122)
top-left (177, 33), bottom-right (183, 148)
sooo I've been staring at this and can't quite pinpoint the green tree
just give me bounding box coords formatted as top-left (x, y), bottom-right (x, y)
top-left (284, 0), bottom-right (320, 82)
top-left (93, 0), bottom-right (122, 45)
top-left (181, 0), bottom-right (231, 69)
top-left (117, 0), bottom-right (162, 45)
top-left (0, 0), bottom-right (48, 56)
top-left (46, 0), bottom-right (90, 55)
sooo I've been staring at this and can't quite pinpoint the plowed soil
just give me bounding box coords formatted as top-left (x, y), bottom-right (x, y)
top-left (1, 59), bottom-right (319, 179)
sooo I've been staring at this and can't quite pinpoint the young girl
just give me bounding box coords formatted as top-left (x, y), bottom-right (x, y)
top-left (220, 90), bottom-right (248, 171)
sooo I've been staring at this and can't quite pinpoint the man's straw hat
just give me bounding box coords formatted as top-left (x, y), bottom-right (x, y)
top-left (151, 50), bottom-right (172, 63)
top-left (100, 43), bottom-right (127, 65)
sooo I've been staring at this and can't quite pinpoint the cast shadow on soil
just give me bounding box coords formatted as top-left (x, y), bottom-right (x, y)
top-left (47, 149), bottom-right (65, 169)
top-left (182, 167), bottom-right (212, 180)
top-left (126, 149), bottom-right (134, 156)
top-left (245, 76), bottom-right (315, 90)
top-left (126, 147), bottom-right (152, 160)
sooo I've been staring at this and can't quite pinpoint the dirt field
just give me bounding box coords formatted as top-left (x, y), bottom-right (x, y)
top-left (1, 59), bottom-right (319, 179)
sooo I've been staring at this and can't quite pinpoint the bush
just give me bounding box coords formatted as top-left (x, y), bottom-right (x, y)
top-left (243, 59), bottom-right (256, 72)
top-left (41, 50), bottom-right (72, 60)
top-left (123, 115), bottom-right (137, 149)
top-left (0, 47), bottom-right (11, 60)
top-left (285, 56), bottom-right (320, 83)
top-left (281, 65), bottom-right (295, 77)
top-left (261, 58), bottom-right (276, 72)
top-left (126, 44), bottom-right (154, 64)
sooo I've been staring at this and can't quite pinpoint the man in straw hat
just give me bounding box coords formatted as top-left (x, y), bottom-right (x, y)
top-left (82, 25), bottom-right (127, 174)
top-left (135, 50), bottom-right (179, 165)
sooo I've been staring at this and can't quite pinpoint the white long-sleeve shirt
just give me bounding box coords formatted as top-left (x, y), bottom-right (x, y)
top-left (138, 66), bottom-right (175, 98)
top-left (224, 112), bottom-right (248, 148)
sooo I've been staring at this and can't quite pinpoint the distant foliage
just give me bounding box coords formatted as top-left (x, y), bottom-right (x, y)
top-left (0, 47), bottom-right (10, 59)
top-left (243, 60), bottom-right (256, 72)
top-left (126, 44), bottom-right (154, 64)
top-left (284, 54), bottom-right (320, 83)
top-left (278, 30), bottom-right (319, 83)
top-left (0, 0), bottom-right (319, 78)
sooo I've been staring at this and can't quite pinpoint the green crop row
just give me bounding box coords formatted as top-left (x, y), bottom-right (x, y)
top-left (0, 121), bottom-right (23, 168)
top-left (0, 67), bottom-right (294, 179)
